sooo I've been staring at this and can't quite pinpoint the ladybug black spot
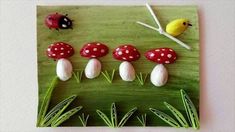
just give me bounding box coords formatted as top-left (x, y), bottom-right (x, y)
top-left (58, 16), bottom-right (73, 29)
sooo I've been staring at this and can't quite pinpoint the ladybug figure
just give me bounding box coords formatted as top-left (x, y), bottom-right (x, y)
top-left (45, 13), bottom-right (73, 30)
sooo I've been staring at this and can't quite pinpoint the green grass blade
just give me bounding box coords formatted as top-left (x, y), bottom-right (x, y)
top-left (110, 103), bottom-right (117, 127)
top-left (149, 108), bottom-right (180, 128)
top-left (118, 107), bottom-right (137, 127)
top-left (73, 70), bottom-right (83, 83)
top-left (96, 110), bottom-right (112, 127)
top-left (51, 106), bottom-right (83, 127)
top-left (181, 89), bottom-right (200, 129)
top-left (101, 70), bottom-right (116, 83)
top-left (136, 73), bottom-right (148, 85)
top-left (136, 113), bottom-right (146, 127)
top-left (164, 102), bottom-right (189, 128)
top-left (37, 76), bottom-right (58, 127)
top-left (41, 95), bottom-right (77, 126)
top-left (79, 113), bottom-right (89, 127)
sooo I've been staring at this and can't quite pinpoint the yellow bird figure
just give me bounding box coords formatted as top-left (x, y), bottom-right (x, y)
top-left (166, 19), bottom-right (192, 37)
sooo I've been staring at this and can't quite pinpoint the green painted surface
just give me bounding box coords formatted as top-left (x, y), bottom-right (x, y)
top-left (37, 6), bottom-right (199, 127)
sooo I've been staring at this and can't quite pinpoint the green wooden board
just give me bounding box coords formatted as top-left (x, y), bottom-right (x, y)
top-left (37, 6), bottom-right (199, 127)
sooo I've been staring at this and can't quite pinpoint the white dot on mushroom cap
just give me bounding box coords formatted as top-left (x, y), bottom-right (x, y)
top-left (162, 49), bottom-right (166, 51)
top-left (70, 48), bottom-right (73, 50)
top-left (133, 48), bottom-right (137, 51)
top-left (169, 49), bottom-right (173, 52)
top-left (174, 57), bottom-right (177, 60)
top-left (150, 53), bottom-right (155, 57)
top-left (48, 54), bottom-right (51, 56)
top-left (66, 45), bottom-right (70, 47)
top-left (50, 44), bottom-right (54, 46)
top-left (47, 48), bottom-right (51, 52)
top-left (93, 48), bottom-right (97, 51)
top-left (124, 45), bottom-right (127, 48)
top-left (137, 55), bottom-right (139, 57)
top-left (61, 48), bottom-right (64, 50)
top-left (161, 53), bottom-right (164, 56)
top-left (60, 43), bottom-right (64, 45)
top-left (155, 49), bottom-right (160, 52)
top-left (101, 49), bottom-right (105, 53)
top-left (60, 53), bottom-right (64, 55)
top-left (96, 43), bottom-right (100, 45)
top-left (54, 48), bottom-right (58, 51)
top-left (68, 51), bottom-right (70, 53)
top-left (165, 61), bottom-right (170, 64)
top-left (87, 43), bottom-right (91, 46)
top-left (52, 54), bottom-right (56, 56)
top-left (57, 44), bottom-right (60, 45)
top-left (157, 58), bottom-right (161, 61)
top-left (118, 51), bottom-right (122, 55)
top-left (85, 50), bottom-right (89, 53)
top-left (116, 48), bottom-right (120, 51)
top-left (122, 57), bottom-right (126, 60)
top-left (167, 54), bottom-right (172, 58)
top-left (125, 50), bottom-right (129, 53)
top-left (91, 55), bottom-right (96, 57)
top-left (129, 56), bottom-right (133, 59)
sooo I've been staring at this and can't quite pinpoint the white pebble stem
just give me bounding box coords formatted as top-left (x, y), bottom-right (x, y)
top-left (136, 21), bottom-right (191, 50)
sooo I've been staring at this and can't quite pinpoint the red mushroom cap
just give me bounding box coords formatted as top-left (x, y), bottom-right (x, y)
top-left (46, 42), bottom-right (74, 60)
top-left (145, 48), bottom-right (177, 64)
top-left (113, 45), bottom-right (140, 62)
top-left (80, 42), bottom-right (109, 58)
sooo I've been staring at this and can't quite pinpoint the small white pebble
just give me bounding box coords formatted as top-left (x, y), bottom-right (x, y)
top-left (85, 50), bottom-right (89, 53)
top-left (118, 51), bottom-right (122, 55)
top-left (93, 48), bottom-right (97, 51)
top-left (101, 49), bottom-right (105, 53)
top-left (167, 54), bottom-right (172, 58)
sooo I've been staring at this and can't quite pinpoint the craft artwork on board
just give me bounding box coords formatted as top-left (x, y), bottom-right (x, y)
top-left (37, 3), bottom-right (200, 129)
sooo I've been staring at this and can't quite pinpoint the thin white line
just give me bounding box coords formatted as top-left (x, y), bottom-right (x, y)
top-left (136, 21), bottom-right (191, 50)
top-left (145, 3), bottom-right (163, 34)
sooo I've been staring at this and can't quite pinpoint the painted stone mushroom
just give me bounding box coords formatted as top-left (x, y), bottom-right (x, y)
top-left (80, 42), bottom-right (109, 79)
top-left (145, 48), bottom-right (177, 86)
top-left (47, 42), bottom-right (74, 81)
top-left (113, 45), bottom-right (140, 81)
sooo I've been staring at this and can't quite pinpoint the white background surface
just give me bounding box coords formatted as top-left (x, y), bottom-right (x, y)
top-left (0, 0), bottom-right (235, 132)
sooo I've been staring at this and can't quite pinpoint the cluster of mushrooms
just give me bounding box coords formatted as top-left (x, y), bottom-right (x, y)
top-left (46, 42), bottom-right (177, 87)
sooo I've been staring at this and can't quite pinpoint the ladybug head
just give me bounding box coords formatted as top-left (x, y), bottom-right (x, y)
top-left (58, 15), bottom-right (73, 29)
